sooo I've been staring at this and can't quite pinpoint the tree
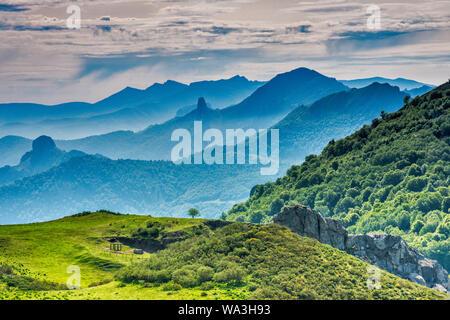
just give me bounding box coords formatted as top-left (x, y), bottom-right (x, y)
top-left (403, 95), bottom-right (411, 105)
top-left (188, 208), bottom-right (200, 218)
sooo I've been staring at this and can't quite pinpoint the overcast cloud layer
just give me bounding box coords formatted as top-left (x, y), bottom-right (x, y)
top-left (1, 0), bottom-right (449, 104)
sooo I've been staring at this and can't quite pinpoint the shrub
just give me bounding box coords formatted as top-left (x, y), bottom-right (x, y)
top-left (407, 164), bottom-right (422, 177)
top-left (343, 212), bottom-right (359, 227)
top-left (420, 222), bottom-right (438, 235)
top-left (407, 177), bottom-right (428, 192)
top-left (382, 171), bottom-right (404, 186)
top-left (335, 197), bottom-right (355, 213)
top-left (412, 220), bottom-right (425, 234)
top-left (214, 266), bottom-right (246, 285)
top-left (200, 281), bottom-right (215, 291)
top-left (415, 194), bottom-right (442, 213)
top-left (442, 197), bottom-right (450, 213)
top-left (270, 199), bottom-right (284, 216)
top-left (197, 266), bottom-right (214, 283)
top-left (161, 282), bottom-right (182, 291)
top-left (396, 212), bottom-right (411, 231)
top-left (346, 188), bottom-right (360, 198)
top-left (249, 211), bottom-right (264, 224)
top-left (171, 267), bottom-right (198, 288)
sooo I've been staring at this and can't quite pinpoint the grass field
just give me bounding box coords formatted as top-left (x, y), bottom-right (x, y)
top-left (0, 211), bottom-right (447, 300)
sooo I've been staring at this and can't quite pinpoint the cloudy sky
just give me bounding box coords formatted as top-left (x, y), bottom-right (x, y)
top-left (1, 0), bottom-right (449, 104)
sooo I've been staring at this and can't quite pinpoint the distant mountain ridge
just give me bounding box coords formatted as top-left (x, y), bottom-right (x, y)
top-left (339, 77), bottom-right (435, 91)
top-left (0, 155), bottom-right (270, 224)
top-left (0, 76), bottom-right (265, 139)
top-left (0, 135), bottom-right (86, 186)
top-left (222, 67), bottom-right (348, 126)
top-left (274, 82), bottom-right (407, 162)
top-left (52, 67), bottom-right (349, 160)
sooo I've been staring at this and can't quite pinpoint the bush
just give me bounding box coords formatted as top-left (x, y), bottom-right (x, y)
top-left (407, 164), bottom-right (422, 177)
top-left (415, 194), bottom-right (442, 213)
top-left (346, 188), bottom-right (360, 198)
top-left (161, 282), bottom-right (182, 291)
top-left (412, 220), bottom-right (425, 234)
top-left (382, 171), bottom-right (404, 186)
top-left (214, 266), bottom-right (246, 285)
top-left (197, 266), bottom-right (214, 283)
top-left (249, 211), bottom-right (264, 224)
top-left (270, 199), bottom-right (284, 216)
top-left (442, 197), bottom-right (450, 213)
top-left (171, 267), bottom-right (198, 288)
top-left (420, 222), bottom-right (438, 235)
top-left (335, 197), bottom-right (355, 213)
top-left (407, 177), bottom-right (428, 192)
top-left (396, 212), bottom-right (411, 231)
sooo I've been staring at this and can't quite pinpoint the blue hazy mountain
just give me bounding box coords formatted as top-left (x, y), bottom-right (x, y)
top-left (222, 67), bottom-right (348, 126)
top-left (0, 155), bottom-right (271, 224)
top-left (0, 136), bottom-right (86, 186)
top-left (404, 85), bottom-right (435, 97)
top-left (53, 67), bottom-right (349, 160)
top-left (0, 135), bottom-right (31, 167)
top-left (339, 77), bottom-right (434, 91)
top-left (0, 76), bottom-right (265, 139)
top-left (274, 82), bottom-right (407, 162)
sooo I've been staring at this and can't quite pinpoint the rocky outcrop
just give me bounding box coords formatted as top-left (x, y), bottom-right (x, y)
top-left (274, 205), bottom-right (449, 292)
top-left (273, 203), bottom-right (348, 250)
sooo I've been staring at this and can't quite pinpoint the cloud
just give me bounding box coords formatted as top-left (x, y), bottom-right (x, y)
top-left (0, 0), bottom-right (449, 104)
top-left (0, 4), bottom-right (29, 12)
top-left (76, 47), bottom-right (265, 79)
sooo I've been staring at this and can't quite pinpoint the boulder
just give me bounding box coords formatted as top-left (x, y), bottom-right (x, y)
top-left (274, 204), bottom-right (347, 250)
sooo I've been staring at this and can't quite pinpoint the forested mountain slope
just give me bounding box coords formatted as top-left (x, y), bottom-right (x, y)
top-left (224, 82), bottom-right (450, 270)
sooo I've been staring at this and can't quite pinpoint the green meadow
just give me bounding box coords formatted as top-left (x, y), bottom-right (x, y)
top-left (0, 211), bottom-right (447, 300)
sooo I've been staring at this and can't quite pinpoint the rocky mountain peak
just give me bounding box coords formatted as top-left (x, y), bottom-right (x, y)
top-left (31, 135), bottom-right (56, 153)
top-left (197, 97), bottom-right (208, 112)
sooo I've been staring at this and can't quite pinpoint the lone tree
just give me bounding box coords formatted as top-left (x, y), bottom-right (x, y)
top-left (188, 208), bottom-right (200, 219)
top-left (403, 95), bottom-right (411, 104)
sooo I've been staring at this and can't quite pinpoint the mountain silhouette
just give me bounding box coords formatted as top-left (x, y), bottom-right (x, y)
top-left (274, 82), bottom-right (407, 162)
top-left (0, 76), bottom-right (265, 139)
top-left (0, 135), bottom-right (85, 185)
top-left (54, 67), bottom-right (350, 160)
top-left (339, 77), bottom-right (434, 91)
top-left (222, 67), bottom-right (348, 125)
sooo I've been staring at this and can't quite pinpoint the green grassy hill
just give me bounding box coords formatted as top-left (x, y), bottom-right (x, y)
top-left (224, 82), bottom-right (450, 270)
top-left (0, 211), bottom-right (445, 300)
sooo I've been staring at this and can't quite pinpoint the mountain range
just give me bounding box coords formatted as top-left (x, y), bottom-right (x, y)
top-left (339, 77), bottom-right (435, 91)
top-left (51, 68), bottom-right (348, 161)
top-left (275, 82), bottom-right (407, 161)
top-left (0, 135), bottom-right (86, 186)
top-left (0, 67), bottom-right (437, 227)
top-left (0, 150), bottom-right (270, 225)
top-left (0, 76), bottom-right (265, 140)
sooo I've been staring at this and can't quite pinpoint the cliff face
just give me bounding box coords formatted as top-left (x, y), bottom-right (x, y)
top-left (274, 205), bottom-right (449, 292)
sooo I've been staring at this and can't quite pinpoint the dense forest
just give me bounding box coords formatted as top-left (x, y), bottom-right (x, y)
top-left (224, 82), bottom-right (450, 270)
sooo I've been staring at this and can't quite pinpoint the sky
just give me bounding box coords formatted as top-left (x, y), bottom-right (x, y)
top-left (0, 0), bottom-right (449, 104)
